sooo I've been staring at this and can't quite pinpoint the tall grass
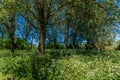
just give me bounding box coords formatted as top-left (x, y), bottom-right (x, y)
top-left (0, 50), bottom-right (120, 80)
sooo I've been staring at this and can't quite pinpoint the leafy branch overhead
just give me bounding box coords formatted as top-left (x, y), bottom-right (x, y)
top-left (0, 0), bottom-right (120, 52)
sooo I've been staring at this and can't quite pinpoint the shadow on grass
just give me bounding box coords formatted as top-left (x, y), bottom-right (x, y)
top-left (1, 49), bottom-right (120, 80)
top-left (47, 49), bottom-right (110, 59)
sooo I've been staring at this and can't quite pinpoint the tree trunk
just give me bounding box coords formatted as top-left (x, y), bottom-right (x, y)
top-left (65, 24), bottom-right (69, 49)
top-left (10, 30), bottom-right (15, 53)
top-left (53, 26), bottom-right (57, 49)
top-left (53, 37), bottom-right (57, 49)
top-left (37, 1), bottom-right (46, 53)
top-left (10, 14), bottom-right (15, 53)
top-left (37, 1), bottom-right (50, 53)
top-left (73, 30), bottom-right (77, 49)
top-left (65, 19), bottom-right (70, 49)
top-left (1, 33), bottom-right (4, 39)
top-left (85, 40), bottom-right (89, 50)
top-left (38, 25), bottom-right (46, 53)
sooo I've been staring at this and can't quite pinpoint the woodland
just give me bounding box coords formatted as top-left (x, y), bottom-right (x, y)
top-left (0, 0), bottom-right (120, 80)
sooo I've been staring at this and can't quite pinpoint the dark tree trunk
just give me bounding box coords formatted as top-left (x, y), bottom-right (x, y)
top-left (36, 0), bottom-right (51, 53)
top-left (85, 41), bottom-right (89, 50)
top-left (73, 30), bottom-right (77, 49)
top-left (53, 27), bottom-right (57, 49)
top-left (65, 26), bottom-right (68, 49)
top-left (10, 31), bottom-right (15, 53)
top-left (31, 35), bottom-right (34, 50)
top-left (65, 21), bottom-right (69, 49)
top-left (53, 37), bottom-right (57, 49)
top-left (1, 33), bottom-right (4, 39)
top-left (38, 25), bottom-right (46, 53)
top-left (85, 39), bottom-right (91, 50)
top-left (10, 16), bottom-right (15, 53)
top-left (37, 1), bottom-right (46, 53)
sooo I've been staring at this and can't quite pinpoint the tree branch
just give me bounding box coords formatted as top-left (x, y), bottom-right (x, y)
top-left (50, 0), bottom-right (79, 13)
top-left (20, 14), bottom-right (40, 30)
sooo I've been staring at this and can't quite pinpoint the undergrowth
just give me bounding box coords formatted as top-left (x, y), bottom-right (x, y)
top-left (0, 50), bottom-right (120, 80)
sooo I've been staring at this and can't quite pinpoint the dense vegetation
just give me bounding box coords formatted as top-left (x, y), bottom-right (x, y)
top-left (0, 50), bottom-right (120, 80)
top-left (0, 0), bottom-right (120, 80)
top-left (0, 0), bottom-right (120, 53)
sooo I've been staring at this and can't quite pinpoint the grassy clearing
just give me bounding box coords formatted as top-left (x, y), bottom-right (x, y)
top-left (0, 50), bottom-right (120, 80)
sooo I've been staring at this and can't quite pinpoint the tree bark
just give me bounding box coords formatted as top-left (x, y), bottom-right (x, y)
top-left (65, 18), bottom-right (71, 49)
top-left (73, 31), bottom-right (77, 49)
top-left (38, 24), bottom-right (46, 53)
top-left (65, 23), bottom-right (69, 49)
top-left (53, 26), bottom-right (57, 49)
top-left (53, 37), bottom-right (57, 49)
top-left (10, 30), bottom-right (15, 53)
top-left (85, 39), bottom-right (90, 50)
top-left (37, 1), bottom-right (46, 53)
top-left (10, 14), bottom-right (15, 53)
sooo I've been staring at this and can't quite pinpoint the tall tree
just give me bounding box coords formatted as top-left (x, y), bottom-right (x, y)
top-left (0, 0), bottom-right (22, 52)
top-left (73, 0), bottom-right (119, 50)
top-left (20, 0), bottom-right (76, 53)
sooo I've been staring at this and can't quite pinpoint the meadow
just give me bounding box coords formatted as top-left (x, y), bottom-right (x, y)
top-left (0, 50), bottom-right (120, 80)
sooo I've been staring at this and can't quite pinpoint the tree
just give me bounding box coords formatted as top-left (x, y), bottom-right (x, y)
top-left (72, 0), bottom-right (119, 50)
top-left (20, 0), bottom-right (77, 53)
top-left (0, 0), bottom-right (22, 52)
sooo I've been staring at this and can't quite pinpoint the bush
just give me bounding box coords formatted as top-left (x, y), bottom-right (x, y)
top-left (0, 50), bottom-right (120, 80)
top-left (46, 43), bottom-right (64, 49)
top-left (0, 38), bottom-right (31, 50)
top-left (1, 51), bottom-right (33, 79)
top-left (68, 44), bottom-right (74, 49)
top-left (46, 43), bottom-right (55, 49)
top-left (0, 38), bottom-right (11, 49)
top-left (14, 38), bottom-right (30, 50)
top-left (79, 44), bottom-right (86, 49)
top-left (115, 40), bottom-right (120, 50)
top-left (105, 45), bottom-right (115, 51)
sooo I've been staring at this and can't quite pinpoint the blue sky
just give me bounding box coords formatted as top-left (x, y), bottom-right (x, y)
top-left (115, 22), bottom-right (120, 41)
top-left (117, 0), bottom-right (120, 7)
top-left (16, 16), bottom-right (39, 45)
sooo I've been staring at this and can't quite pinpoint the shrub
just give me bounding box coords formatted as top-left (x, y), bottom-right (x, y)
top-left (0, 38), bottom-right (31, 50)
top-left (0, 38), bottom-right (11, 49)
top-left (0, 50), bottom-right (120, 80)
top-left (79, 44), bottom-right (86, 49)
top-left (46, 43), bottom-right (64, 49)
top-left (115, 41), bottom-right (120, 50)
top-left (1, 53), bottom-right (33, 79)
top-left (14, 38), bottom-right (30, 50)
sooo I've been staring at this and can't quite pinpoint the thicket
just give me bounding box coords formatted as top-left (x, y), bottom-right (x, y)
top-left (0, 50), bottom-right (120, 80)
top-left (0, 38), bottom-right (32, 50)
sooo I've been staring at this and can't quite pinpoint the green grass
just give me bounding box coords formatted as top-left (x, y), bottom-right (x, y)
top-left (0, 50), bottom-right (120, 80)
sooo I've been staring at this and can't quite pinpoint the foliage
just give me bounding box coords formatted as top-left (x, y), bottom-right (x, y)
top-left (79, 44), bottom-right (86, 49)
top-left (0, 50), bottom-right (34, 79)
top-left (46, 43), bottom-right (65, 49)
top-left (115, 40), bottom-right (120, 50)
top-left (0, 50), bottom-right (120, 79)
top-left (0, 1), bottom-right (119, 79)
top-left (0, 38), bottom-right (11, 49)
top-left (14, 38), bottom-right (30, 50)
top-left (105, 45), bottom-right (116, 51)
top-left (68, 0), bottom-right (119, 50)
top-left (0, 0), bottom-right (119, 52)
top-left (0, 38), bottom-right (30, 50)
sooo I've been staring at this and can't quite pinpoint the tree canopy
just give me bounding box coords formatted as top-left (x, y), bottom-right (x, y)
top-left (0, 0), bottom-right (120, 52)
